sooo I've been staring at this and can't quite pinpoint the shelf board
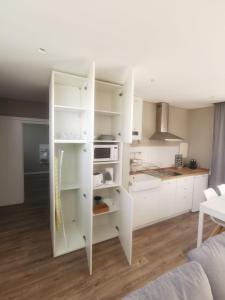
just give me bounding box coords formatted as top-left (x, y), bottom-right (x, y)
top-left (54, 105), bottom-right (88, 113)
top-left (94, 140), bottom-right (120, 143)
top-left (54, 139), bottom-right (87, 144)
top-left (93, 183), bottom-right (119, 190)
top-left (94, 109), bottom-right (121, 116)
top-left (54, 221), bottom-right (85, 257)
top-left (93, 161), bottom-right (120, 165)
top-left (61, 184), bottom-right (80, 191)
top-left (93, 224), bottom-right (119, 244)
top-left (93, 199), bottom-right (119, 217)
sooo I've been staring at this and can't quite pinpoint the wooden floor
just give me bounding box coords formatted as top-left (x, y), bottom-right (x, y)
top-left (0, 204), bottom-right (214, 300)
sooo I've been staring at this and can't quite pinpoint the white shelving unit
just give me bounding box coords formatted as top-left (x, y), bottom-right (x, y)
top-left (50, 63), bottom-right (134, 275)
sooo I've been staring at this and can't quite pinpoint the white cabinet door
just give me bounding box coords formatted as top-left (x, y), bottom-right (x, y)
top-left (80, 63), bottom-right (95, 275)
top-left (159, 179), bottom-right (177, 219)
top-left (116, 186), bottom-right (133, 265)
top-left (132, 97), bottom-right (143, 141)
top-left (121, 71), bottom-right (134, 143)
top-left (175, 176), bottom-right (194, 213)
top-left (192, 174), bottom-right (208, 212)
top-left (132, 188), bottom-right (160, 229)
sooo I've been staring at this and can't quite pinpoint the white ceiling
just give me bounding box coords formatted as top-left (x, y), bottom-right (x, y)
top-left (1, 0), bottom-right (225, 108)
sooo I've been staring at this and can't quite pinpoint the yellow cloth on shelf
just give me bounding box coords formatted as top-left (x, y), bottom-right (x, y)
top-left (55, 156), bottom-right (62, 231)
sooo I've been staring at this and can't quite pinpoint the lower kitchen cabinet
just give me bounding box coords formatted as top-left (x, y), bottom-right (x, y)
top-left (131, 174), bottom-right (208, 230)
top-left (133, 187), bottom-right (160, 229)
top-left (175, 176), bottom-right (194, 213)
top-left (159, 179), bottom-right (176, 219)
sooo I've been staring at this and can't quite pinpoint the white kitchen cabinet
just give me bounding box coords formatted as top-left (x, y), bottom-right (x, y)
top-left (132, 97), bottom-right (143, 141)
top-left (50, 65), bottom-right (134, 275)
top-left (133, 188), bottom-right (160, 229)
top-left (159, 179), bottom-right (177, 219)
top-left (192, 174), bottom-right (208, 212)
top-left (175, 176), bottom-right (194, 213)
top-left (132, 173), bottom-right (208, 230)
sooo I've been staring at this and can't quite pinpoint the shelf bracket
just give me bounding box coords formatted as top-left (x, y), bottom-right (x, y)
top-left (115, 226), bottom-right (119, 232)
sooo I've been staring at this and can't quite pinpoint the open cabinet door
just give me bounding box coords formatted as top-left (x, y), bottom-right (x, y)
top-left (117, 186), bottom-right (133, 265)
top-left (121, 71), bottom-right (134, 143)
top-left (49, 73), bottom-right (55, 253)
top-left (80, 62), bottom-right (95, 275)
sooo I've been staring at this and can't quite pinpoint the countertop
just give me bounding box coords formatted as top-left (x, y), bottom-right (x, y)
top-left (130, 167), bottom-right (209, 180)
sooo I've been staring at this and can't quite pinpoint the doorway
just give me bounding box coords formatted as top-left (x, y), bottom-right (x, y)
top-left (23, 123), bottom-right (49, 206)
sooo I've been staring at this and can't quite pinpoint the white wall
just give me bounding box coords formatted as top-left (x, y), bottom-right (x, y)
top-left (188, 106), bottom-right (214, 168)
top-left (0, 117), bottom-right (24, 206)
top-left (0, 116), bottom-right (48, 206)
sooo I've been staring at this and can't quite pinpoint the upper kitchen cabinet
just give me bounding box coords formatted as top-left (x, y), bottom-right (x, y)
top-left (94, 71), bottom-right (134, 143)
top-left (132, 97), bottom-right (143, 141)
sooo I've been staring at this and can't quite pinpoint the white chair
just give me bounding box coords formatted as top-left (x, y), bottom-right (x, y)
top-left (218, 184), bottom-right (225, 196)
top-left (203, 188), bottom-right (225, 236)
top-left (203, 188), bottom-right (218, 200)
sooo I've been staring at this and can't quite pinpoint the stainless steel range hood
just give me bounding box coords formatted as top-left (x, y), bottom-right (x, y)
top-left (150, 102), bottom-right (183, 141)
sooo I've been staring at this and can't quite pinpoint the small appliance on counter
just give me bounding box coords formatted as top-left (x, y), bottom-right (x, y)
top-left (189, 159), bottom-right (198, 169)
top-left (93, 196), bottom-right (109, 214)
top-left (93, 172), bottom-right (104, 187)
top-left (175, 154), bottom-right (183, 169)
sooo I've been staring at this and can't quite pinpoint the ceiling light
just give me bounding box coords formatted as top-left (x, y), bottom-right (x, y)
top-left (150, 78), bottom-right (156, 84)
top-left (38, 48), bottom-right (48, 54)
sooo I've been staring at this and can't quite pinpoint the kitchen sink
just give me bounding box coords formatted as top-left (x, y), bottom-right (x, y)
top-left (129, 173), bottom-right (161, 192)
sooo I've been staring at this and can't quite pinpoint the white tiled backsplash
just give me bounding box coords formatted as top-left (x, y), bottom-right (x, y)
top-left (130, 145), bottom-right (180, 168)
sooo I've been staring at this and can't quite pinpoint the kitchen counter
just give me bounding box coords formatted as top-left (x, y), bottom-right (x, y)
top-left (130, 167), bottom-right (209, 180)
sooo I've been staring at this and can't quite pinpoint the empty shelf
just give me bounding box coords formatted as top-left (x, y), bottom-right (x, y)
top-left (54, 139), bottom-right (87, 144)
top-left (54, 105), bottom-right (88, 112)
top-left (94, 110), bottom-right (121, 116)
top-left (93, 161), bottom-right (120, 165)
top-left (61, 184), bottom-right (80, 191)
top-left (93, 183), bottom-right (119, 190)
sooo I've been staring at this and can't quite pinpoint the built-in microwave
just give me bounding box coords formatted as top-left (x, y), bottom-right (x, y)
top-left (94, 144), bottom-right (119, 161)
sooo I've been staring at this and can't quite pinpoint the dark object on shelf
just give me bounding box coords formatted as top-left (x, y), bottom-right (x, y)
top-left (189, 159), bottom-right (198, 169)
top-left (98, 134), bottom-right (115, 140)
top-left (94, 195), bottom-right (102, 203)
top-left (93, 196), bottom-right (109, 214)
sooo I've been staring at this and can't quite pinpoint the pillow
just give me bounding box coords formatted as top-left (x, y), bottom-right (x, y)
top-left (204, 232), bottom-right (225, 248)
top-left (188, 235), bottom-right (225, 300)
top-left (123, 262), bottom-right (213, 300)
